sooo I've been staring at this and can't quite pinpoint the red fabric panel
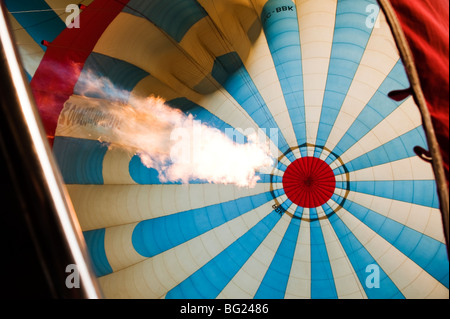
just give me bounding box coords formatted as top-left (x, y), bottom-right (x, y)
top-left (388, 0), bottom-right (449, 183)
top-left (283, 157), bottom-right (336, 208)
top-left (30, 0), bottom-right (130, 146)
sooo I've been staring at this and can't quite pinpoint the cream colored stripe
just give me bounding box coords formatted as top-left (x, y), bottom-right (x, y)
top-left (338, 207), bottom-right (449, 299)
top-left (291, 147), bottom-right (303, 160)
top-left (98, 200), bottom-right (277, 299)
top-left (68, 182), bottom-right (272, 231)
top-left (340, 156), bottom-right (435, 182)
top-left (296, 0), bottom-right (337, 145)
top-left (104, 223), bottom-right (145, 272)
top-left (42, 0), bottom-right (66, 23)
top-left (272, 182), bottom-right (284, 192)
top-left (102, 148), bottom-right (136, 185)
top-left (332, 96), bottom-right (421, 167)
top-left (285, 219), bottom-right (310, 299)
top-left (324, 12), bottom-right (400, 152)
top-left (319, 216), bottom-right (367, 299)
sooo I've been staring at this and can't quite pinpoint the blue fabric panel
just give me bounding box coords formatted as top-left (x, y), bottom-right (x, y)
top-left (280, 199), bottom-right (293, 211)
top-left (272, 187), bottom-right (285, 198)
top-left (74, 52), bottom-right (149, 101)
top-left (83, 229), bottom-right (113, 277)
top-left (53, 136), bottom-right (108, 184)
top-left (348, 180), bottom-right (440, 209)
top-left (276, 161), bottom-right (287, 172)
top-left (123, 0), bottom-right (207, 42)
top-left (294, 206), bottom-right (304, 219)
top-left (255, 218), bottom-right (301, 298)
top-left (129, 155), bottom-right (172, 185)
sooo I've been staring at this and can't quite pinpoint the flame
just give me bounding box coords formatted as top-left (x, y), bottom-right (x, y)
top-left (59, 74), bottom-right (275, 187)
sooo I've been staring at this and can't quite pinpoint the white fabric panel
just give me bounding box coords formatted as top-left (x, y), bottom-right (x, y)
top-left (296, 0), bottom-right (337, 145)
top-left (104, 223), bottom-right (145, 272)
top-left (324, 13), bottom-right (400, 152)
top-left (285, 219), bottom-right (311, 299)
top-left (319, 216), bottom-right (367, 298)
top-left (341, 156), bottom-right (435, 182)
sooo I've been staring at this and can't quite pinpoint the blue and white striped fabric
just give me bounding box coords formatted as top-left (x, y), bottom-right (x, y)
top-left (5, 0), bottom-right (94, 79)
top-left (7, 0), bottom-right (449, 299)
